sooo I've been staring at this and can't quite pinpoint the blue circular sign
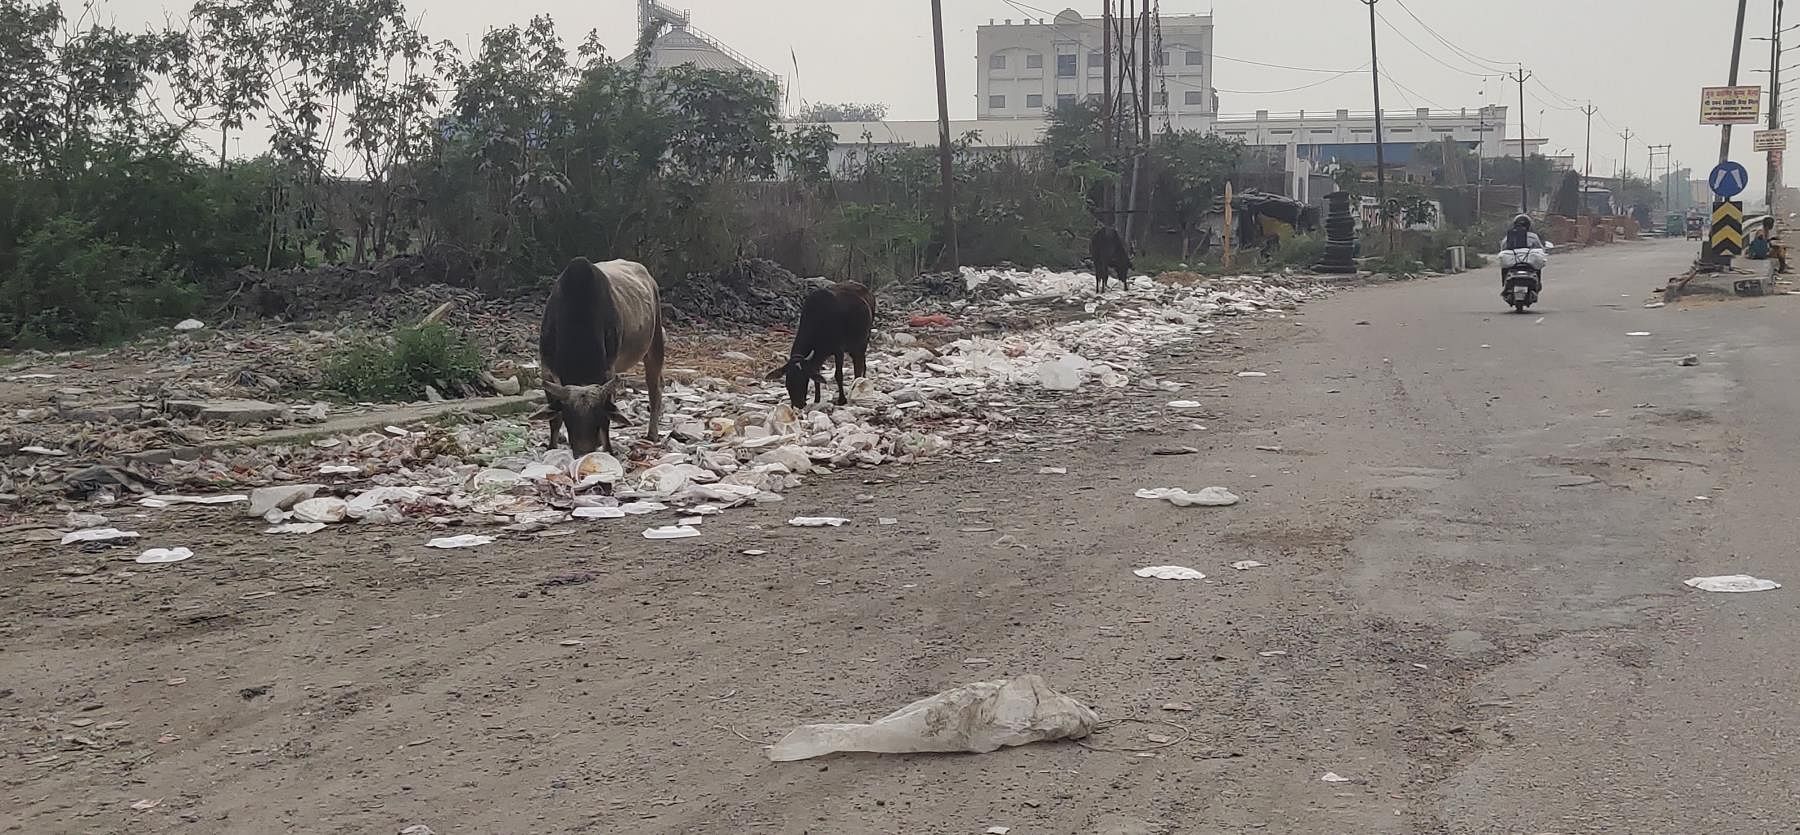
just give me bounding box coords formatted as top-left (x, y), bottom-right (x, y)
top-left (1710, 160), bottom-right (1749, 198)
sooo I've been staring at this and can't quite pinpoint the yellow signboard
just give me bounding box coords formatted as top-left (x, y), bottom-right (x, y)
top-left (1755, 128), bottom-right (1788, 151)
top-left (1701, 86), bottom-right (1762, 125)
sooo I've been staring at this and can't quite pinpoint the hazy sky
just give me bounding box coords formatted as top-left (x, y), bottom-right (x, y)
top-left (86, 0), bottom-right (1780, 195)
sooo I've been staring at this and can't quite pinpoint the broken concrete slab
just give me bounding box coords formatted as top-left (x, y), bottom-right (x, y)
top-left (58, 402), bottom-right (146, 422)
top-left (165, 399), bottom-right (292, 425)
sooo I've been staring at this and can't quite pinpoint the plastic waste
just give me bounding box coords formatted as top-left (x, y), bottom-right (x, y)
top-left (173, 319), bottom-right (205, 331)
top-left (138, 494), bottom-right (246, 508)
top-left (61, 527), bottom-right (139, 545)
top-left (788, 516), bottom-right (850, 527)
top-left (1236, 371), bottom-right (1269, 378)
top-left (572, 506), bottom-right (626, 519)
top-left (1230, 560), bottom-right (1266, 570)
top-left (425, 535), bottom-right (493, 549)
top-left (1037, 355), bottom-right (1087, 391)
top-left (264, 522), bottom-right (327, 535)
top-left (293, 497), bottom-right (349, 523)
top-left (136, 547), bottom-right (194, 565)
top-left (767, 674), bottom-right (1098, 762)
top-left (642, 525), bottom-right (700, 540)
top-left (1133, 565), bottom-right (1206, 580)
top-left (1135, 487), bottom-right (1240, 507)
top-left (1321, 771), bottom-right (1352, 783)
top-left (1684, 574), bottom-right (1781, 593)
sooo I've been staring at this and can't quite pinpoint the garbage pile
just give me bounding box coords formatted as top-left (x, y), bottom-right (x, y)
top-left (20, 266), bottom-right (1329, 534)
top-left (661, 258), bottom-right (818, 326)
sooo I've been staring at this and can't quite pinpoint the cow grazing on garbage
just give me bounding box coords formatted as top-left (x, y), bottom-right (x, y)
top-left (536, 257), bottom-right (666, 456)
top-left (767, 281), bottom-right (875, 408)
top-left (1090, 225), bottom-right (1133, 294)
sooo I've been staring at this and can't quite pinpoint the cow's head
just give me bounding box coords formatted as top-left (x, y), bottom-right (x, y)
top-left (765, 352), bottom-right (825, 409)
top-left (538, 370), bottom-right (625, 457)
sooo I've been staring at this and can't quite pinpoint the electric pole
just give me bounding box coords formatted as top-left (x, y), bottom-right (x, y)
top-left (1361, 0), bottom-right (1388, 242)
top-left (1708, 0), bottom-right (1751, 264)
top-left (1506, 67), bottom-right (1533, 213)
top-left (1103, 0), bottom-right (1113, 222)
top-left (1769, 0), bottom-right (1785, 217)
top-left (929, 0), bottom-right (957, 268)
top-left (1580, 102), bottom-right (1598, 184)
top-left (1620, 128), bottom-right (1635, 181)
top-left (1649, 143), bottom-right (1673, 215)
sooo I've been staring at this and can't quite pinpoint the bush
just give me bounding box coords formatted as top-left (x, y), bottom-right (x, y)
top-left (1270, 233), bottom-right (1326, 268)
top-left (0, 215), bottom-right (202, 347)
top-left (321, 323), bottom-right (484, 401)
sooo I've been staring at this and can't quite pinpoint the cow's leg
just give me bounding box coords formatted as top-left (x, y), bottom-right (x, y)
top-left (851, 349), bottom-right (867, 379)
top-left (549, 413), bottom-right (563, 450)
top-left (644, 321), bottom-right (666, 444)
top-left (833, 352), bottom-right (847, 405)
top-left (1095, 263), bottom-right (1106, 294)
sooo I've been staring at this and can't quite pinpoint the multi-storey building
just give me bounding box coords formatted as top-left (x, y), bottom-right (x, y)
top-left (974, 8), bottom-right (1216, 129)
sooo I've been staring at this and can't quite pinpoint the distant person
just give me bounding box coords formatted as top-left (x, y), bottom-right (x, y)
top-left (1748, 217), bottom-right (1788, 272)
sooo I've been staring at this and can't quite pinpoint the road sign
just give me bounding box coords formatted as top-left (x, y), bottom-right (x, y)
top-left (1701, 86), bottom-right (1762, 124)
top-left (1711, 200), bottom-right (1745, 257)
top-left (1710, 160), bottom-right (1750, 198)
top-left (1756, 128), bottom-right (1789, 151)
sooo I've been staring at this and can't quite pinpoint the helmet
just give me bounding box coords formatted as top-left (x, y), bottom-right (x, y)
top-left (1512, 213), bottom-right (1532, 229)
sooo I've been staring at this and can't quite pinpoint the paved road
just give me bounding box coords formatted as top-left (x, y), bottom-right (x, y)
top-left (10, 239), bottom-right (1800, 834)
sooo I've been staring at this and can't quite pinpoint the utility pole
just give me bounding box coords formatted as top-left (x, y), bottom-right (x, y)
top-left (929, 0), bottom-right (957, 269)
top-left (1769, 0), bottom-right (1785, 217)
top-left (1708, 0), bottom-right (1751, 264)
top-left (1506, 67), bottom-right (1533, 213)
top-left (1140, 3), bottom-right (1152, 147)
top-left (1361, 0), bottom-right (1388, 243)
top-left (1649, 143), bottom-right (1673, 215)
top-left (1580, 102), bottom-right (1598, 186)
top-left (1476, 107), bottom-right (1486, 219)
top-left (1620, 128), bottom-right (1635, 181)
top-left (1103, 0), bottom-right (1113, 223)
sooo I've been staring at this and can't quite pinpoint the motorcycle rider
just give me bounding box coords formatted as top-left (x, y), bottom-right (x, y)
top-left (1499, 213), bottom-right (1548, 294)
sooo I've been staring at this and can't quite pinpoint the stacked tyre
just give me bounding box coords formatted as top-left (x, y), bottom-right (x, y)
top-left (1316, 191), bottom-right (1359, 274)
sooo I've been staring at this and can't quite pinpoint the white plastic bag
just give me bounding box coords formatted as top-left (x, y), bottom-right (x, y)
top-left (767, 674), bottom-right (1098, 762)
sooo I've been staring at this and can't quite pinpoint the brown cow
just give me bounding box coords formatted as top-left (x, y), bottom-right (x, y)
top-left (536, 258), bottom-right (665, 456)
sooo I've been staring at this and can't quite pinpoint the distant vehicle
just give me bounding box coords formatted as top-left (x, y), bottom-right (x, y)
top-left (1685, 215), bottom-right (1704, 240)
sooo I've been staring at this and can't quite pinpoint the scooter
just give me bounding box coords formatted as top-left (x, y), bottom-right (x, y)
top-left (1502, 262), bottom-right (1540, 312)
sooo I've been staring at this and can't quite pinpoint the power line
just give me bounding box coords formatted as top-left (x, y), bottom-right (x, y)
top-left (1389, 0), bottom-right (1513, 70)
top-left (1374, 8), bottom-right (1505, 79)
top-left (1207, 65), bottom-right (1370, 95)
top-left (1381, 62), bottom-right (1448, 108)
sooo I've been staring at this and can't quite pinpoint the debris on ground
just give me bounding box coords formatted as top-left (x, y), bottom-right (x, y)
top-left (1135, 487), bottom-right (1241, 507)
top-left (135, 547), bottom-right (194, 565)
top-left (1133, 565), bottom-right (1207, 581)
top-left (661, 259), bottom-right (811, 326)
top-left (766, 674), bottom-right (1098, 761)
top-left (425, 535), bottom-right (494, 549)
top-left (1684, 574), bottom-right (1781, 593)
top-left (61, 527), bottom-right (139, 545)
top-left (7, 266), bottom-right (1325, 539)
top-left (1320, 772), bottom-right (1352, 783)
top-left (1230, 560), bottom-right (1266, 570)
top-left (1679, 354), bottom-right (1701, 366)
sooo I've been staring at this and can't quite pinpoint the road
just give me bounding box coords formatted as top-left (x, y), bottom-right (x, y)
top-left (6, 238), bottom-right (1800, 834)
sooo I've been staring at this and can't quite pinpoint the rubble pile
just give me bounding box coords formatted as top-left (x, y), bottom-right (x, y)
top-left (661, 258), bottom-right (818, 326)
top-left (9, 266), bottom-right (1329, 534)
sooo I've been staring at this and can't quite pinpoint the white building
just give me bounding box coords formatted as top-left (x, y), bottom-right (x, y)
top-left (975, 8), bottom-right (1216, 129)
top-left (641, 0), bottom-right (782, 92)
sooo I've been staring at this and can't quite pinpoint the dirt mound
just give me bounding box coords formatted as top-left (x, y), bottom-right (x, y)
top-left (660, 258), bottom-right (814, 326)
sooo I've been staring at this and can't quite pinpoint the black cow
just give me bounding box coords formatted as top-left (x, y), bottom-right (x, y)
top-left (766, 282), bottom-right (875, 408)
top-left (535, 258), bottom-right (666, 457)
top-left (1090, 225), bottom-right (1133, 294)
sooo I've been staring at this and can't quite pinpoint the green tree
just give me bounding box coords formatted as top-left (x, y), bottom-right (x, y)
top-left (1152, 131), bottom-right (1243, 258)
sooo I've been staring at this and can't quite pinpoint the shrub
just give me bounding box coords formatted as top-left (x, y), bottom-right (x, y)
top-left (1270, 233), bottom-right (1326, 268)
top-left (321, 322), bottom-right (484, 401)
top-left (0, 215), bottom-right (201, 347)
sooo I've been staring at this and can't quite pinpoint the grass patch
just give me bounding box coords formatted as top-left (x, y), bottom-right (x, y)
top-left (321, 322), bottom-right (484, 402)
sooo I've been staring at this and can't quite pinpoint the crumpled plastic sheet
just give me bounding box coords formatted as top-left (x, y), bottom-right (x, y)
top-left (767, 674), bottom-right (1098, 761)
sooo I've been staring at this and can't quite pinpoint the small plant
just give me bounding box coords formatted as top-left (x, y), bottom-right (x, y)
top-left (1270, 233), bottom-right (1326, 268)
top-left (322, 322), bottom-right (484, 401)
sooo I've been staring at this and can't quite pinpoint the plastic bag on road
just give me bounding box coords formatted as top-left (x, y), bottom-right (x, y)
top-left (767, 674), bottom-right (1097, 762)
